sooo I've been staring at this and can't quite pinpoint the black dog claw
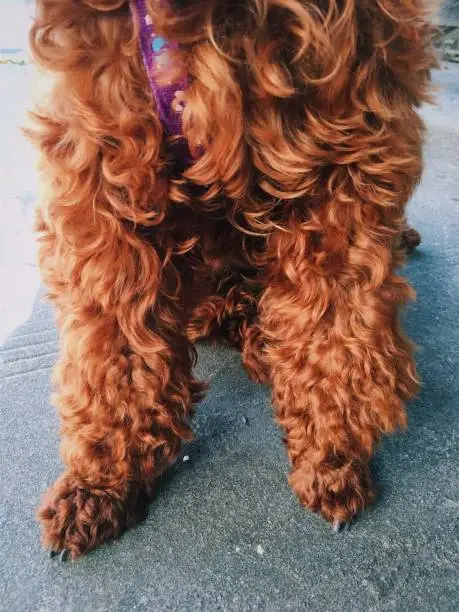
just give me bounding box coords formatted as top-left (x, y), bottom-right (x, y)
top-left (332, 520), bottom-right (351, 533)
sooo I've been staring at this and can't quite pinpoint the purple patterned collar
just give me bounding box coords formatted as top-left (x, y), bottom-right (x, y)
top-left (130, 0), bottom-right (190, 157)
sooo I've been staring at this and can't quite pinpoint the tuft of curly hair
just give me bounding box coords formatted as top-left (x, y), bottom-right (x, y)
top-left (28, 0), bottom-right (437, 558)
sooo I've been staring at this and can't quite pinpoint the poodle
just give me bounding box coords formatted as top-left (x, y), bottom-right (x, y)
top-left (28, 0), bottom-right (437, 559)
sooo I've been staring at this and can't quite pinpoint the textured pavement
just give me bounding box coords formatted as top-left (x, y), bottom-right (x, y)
top-left (0, 64), bottom-right (458, 611)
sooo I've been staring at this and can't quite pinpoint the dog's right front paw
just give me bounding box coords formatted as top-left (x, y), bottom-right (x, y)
top-left (38, 473), bottom-right (130, 559)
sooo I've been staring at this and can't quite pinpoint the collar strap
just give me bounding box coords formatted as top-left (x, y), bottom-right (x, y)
top-left (130, 0), bottom-right (189, 146)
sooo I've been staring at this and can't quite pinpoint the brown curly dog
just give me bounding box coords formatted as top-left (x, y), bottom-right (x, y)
top-left (28, 0), bottom-right (436, 559)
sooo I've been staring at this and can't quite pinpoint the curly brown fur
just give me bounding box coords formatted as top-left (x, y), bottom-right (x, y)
top-left (29, 0), bottom-right (437, 557)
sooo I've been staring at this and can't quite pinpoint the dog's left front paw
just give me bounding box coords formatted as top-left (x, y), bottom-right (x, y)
top-left (289, 456), bottom-right (375, 525)
top-left (400, 225), bottom-right (421, 254)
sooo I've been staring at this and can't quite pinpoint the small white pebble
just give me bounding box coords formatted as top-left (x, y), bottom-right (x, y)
top-left (235, 546), bottom-right (240, 552)
top-left (256, 544), bottom-right (264, 556)
top-left (242, 416), bottom-right (248, 425)
top-left (183, 455), bottom-right (190, 462)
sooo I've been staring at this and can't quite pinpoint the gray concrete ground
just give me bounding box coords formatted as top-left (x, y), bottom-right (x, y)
top-left (0, 61), bottom-right (458, 611)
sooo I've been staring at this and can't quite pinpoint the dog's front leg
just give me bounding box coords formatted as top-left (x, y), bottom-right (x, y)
top-left (259, 199), bottom-right (419, 527)
top-left (26, 0), bottom-right (206, 560)
top-left (36, 215), bottom-right (202, 559)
